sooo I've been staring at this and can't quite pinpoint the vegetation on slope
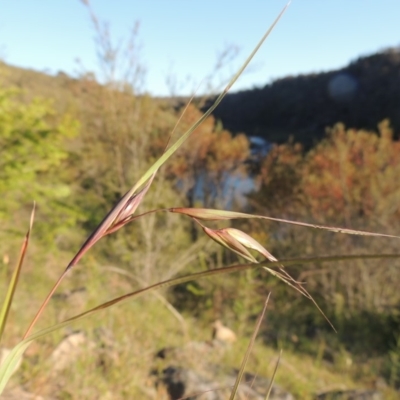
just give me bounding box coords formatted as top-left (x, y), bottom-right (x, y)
top-left (204, 48), bottom-right (400, 147)
top-left (0, 15), bottom-right (399, 398)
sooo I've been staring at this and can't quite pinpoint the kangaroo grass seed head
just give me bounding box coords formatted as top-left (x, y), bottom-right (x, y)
top-left (202, 226), bottom-right (274, 264)
top-left (169, 207), bottom-right (240, 220)
top-left (225, 228), bottom-right (278, 262)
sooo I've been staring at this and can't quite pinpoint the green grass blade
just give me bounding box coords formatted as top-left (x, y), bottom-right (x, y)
top-left (0, 204), bottom-right (35, 343)
top-left (132, 3), bottom-right (290, 191)
top-left (229, 294), bottom-right (271, 400)
top-left (0, 341), bottom-right (31, 394)
top-left (50, 253), bottom-right (400, 334)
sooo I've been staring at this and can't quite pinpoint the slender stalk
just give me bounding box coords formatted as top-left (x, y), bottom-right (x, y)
top-left (23, 269), bottom-right (69, 339)
top-left (265, 350), bottom-right (282, 400)
top-left (229, 294), bottom-right (270, 400)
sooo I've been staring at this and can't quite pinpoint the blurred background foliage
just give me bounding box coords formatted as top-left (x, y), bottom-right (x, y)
top-left (1, 7), bottom-right (400, 398)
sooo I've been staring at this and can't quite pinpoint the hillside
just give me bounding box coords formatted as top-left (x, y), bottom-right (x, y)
top-left (203, 48), bottom-right (400, 147)
top-left (1, 53), bottom-right (400, 398)
top-left (2, 48), bottom-right (400, 150)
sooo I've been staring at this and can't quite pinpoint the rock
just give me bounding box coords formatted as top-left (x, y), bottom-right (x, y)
top-left (212, 320), bottom-right (237, 344)
top-left (50, 330), bottom-right (92, 373)
top-left (238, 371), bottom-right (295, 400)
top-left (155, 365), bottom-right (295, 400)
top-left (158, 366), bottom-right (221, 400)
top-left (155, 340), bottom-right (219, 367)
top-left (152, 325), bottom-right (294, 400)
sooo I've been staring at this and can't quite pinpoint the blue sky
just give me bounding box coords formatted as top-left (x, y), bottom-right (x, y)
top-left (0, 1), bottom-right (399, 96)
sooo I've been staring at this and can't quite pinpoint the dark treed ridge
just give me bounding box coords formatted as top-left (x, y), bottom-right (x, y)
top-left (201, 48), bottom-right (400, 147)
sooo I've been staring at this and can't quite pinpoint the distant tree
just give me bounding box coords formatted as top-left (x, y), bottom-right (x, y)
top-left (167, 104), bottom-right (250, 209)
top-left (250, 140), bottom-right (303, 217)
top-left (248, 120), bottom-right (400, 334)
top-left (302, 120), bottom-right (400, 226)
top-left (0, 85), bottom-right (80, 245)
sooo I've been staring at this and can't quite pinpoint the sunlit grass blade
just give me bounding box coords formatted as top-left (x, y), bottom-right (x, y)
top-left (169, 208), bottom-right (400, 239)
top-left (0, 340), bottom-right (31, 394)
top-left (2, 252), bottom-right (400, 394)
top-left (162, 86), bottom-right (200, 153)
top-left (0, 203), bottom-right (35, 343)
top-left (265, 350), bottom-right (282, 400)
top-left (131, 3), bottom-right (290, 191)
top-left (229, 294), bottom-right (270, 400)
